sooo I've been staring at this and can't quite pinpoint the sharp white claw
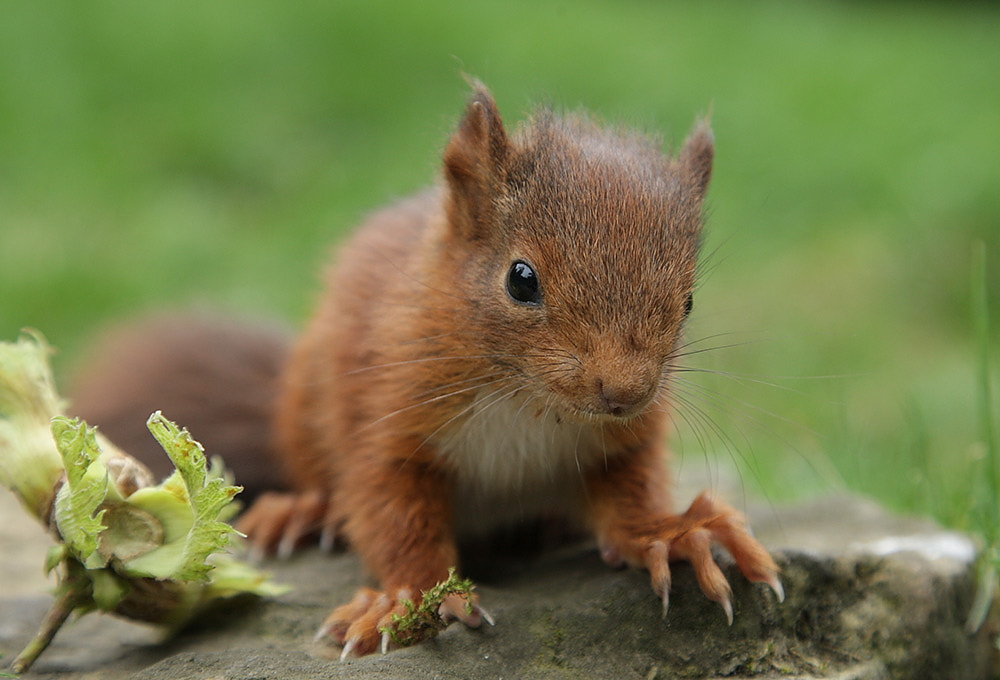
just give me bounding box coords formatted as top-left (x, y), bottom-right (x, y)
top-left (277, 535), bottom-right (295, 560)
top-left (721, 598), bottom-right (734, 626)
top-left (320, 527), bottom-right (336, 552)
top-left (661, 591), bottom-right (670, 620)
top-left (247, 544), bottom-right (265, 565)
top-left (476, 604), bottom-right (496, 627)
top-left (381, 631), bottom-right (391, 655)
top-left (339, 638), bottom-right (357, 662)
top-left (767, 576), bottom-right (785, 603)
top-left (313, 622), bottom-right (332, 643)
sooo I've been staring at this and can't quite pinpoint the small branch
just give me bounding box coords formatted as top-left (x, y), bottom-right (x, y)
top-left (10, 562), bottom-right (90, 675)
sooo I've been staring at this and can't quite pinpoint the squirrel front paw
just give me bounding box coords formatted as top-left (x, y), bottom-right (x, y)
top-left (316, 586), bottom-right (492, 659)
top-left (235, 489), bottom-right (334, 560)
top-left (599, 491), bottom-right (783, 623)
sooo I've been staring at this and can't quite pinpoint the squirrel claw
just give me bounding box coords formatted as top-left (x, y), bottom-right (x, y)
top-left (339, 637), bottom-right (358, 662)
top-left (721, 595), bottom-right (734, 626)
top-left (236, 489), bottom-right (330, 558)
top-left (319, 525), bottom-right (338, 552)
top-left (476, 603), bottom-right (496, 627)
top-left (313, 624), bottom-right (330, 644)
top-left (766, 575), bottom-right (785, 603)
top-left (277, 533), bottom-right (297, 560)
top-left (603, 491), bottom-right (779, 625)
top-left (322, 586), bottom-right (489, 658)
top-left (247, 544), bottom-right (266, 565)
top-left (439, 592), bottom-right (489, 628)
top-left (647, 540), bottom-right (671, 619)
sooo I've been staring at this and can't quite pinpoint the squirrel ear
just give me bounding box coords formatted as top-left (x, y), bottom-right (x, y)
top-left (679, 120), bottom-right (714, 202)
top-left (443, 81), bottom-right (511, 238)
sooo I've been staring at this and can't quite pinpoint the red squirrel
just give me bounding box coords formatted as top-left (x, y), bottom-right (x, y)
top-left (71, 83), bottom-right (782, 658)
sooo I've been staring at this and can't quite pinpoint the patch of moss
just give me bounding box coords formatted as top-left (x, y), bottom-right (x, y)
top-left (380, 567), bottom-right (475, 647)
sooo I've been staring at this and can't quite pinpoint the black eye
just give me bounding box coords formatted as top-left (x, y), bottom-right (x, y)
top-left (506, 260), bottom-right (542, 305)
top-left (684, 292), bottom-right (694, 317)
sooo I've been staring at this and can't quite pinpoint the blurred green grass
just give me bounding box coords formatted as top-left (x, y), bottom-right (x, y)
top-left (1, 1), bottom-right (997, 530)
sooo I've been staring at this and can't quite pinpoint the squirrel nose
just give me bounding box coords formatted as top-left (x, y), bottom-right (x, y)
top-left (596, 378), bottom-right (650, 417)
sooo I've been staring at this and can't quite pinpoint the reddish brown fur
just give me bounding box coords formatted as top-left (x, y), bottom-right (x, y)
top-left (267, 83), bottom-right (778, 652)
top-left (72, 82), bottom-right (779, 657)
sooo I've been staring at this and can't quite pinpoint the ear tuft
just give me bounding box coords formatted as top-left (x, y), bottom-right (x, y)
top-left (679, 119), bottom-right (714, 202)
top-left (443, 81), bottom-right (511, 238)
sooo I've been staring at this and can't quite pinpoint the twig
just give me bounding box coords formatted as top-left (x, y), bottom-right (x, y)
top-left (11, 561), bottom-right (90, 675)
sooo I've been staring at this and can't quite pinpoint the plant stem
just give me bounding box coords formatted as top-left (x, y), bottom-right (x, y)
top-left (973, 241), bottom-right (997, 538)
top-left (10, 562), bottom-right (90, 675)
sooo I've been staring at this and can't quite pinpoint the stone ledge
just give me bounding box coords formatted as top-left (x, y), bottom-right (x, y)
top-left (0, 492), bottom-right (994, 679)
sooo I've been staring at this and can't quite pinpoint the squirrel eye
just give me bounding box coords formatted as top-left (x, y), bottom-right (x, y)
top-left (506, 260), bottom-right (542, 305)
top-left (684, 292), bottom-right (694, 316)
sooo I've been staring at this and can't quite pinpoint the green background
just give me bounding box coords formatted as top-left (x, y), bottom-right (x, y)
top-left (1, 1), bottom-right (997, 529)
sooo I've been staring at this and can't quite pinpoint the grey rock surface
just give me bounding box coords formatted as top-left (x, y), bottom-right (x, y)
top-left (0, 487), bottom-right (994, 679)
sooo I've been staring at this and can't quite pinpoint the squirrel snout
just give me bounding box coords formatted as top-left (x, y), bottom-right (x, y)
top-left (595, 377), bottom-right (655, 418)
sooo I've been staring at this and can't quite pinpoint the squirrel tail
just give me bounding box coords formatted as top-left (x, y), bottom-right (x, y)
top-left (69, 313), bottom-right (294, 501)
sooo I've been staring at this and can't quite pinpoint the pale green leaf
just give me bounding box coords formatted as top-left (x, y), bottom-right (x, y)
top-left (0, 330), bottom-right (62, 422)
top-left (0, 332), bottom-right (65, 518)
top-left (51, 417), bottom-right (109, 567)
top-left (146, 412), bottom-right (242, 582)
top-left (44, 545), bottom-right (68, 575)
top-left (202, 554), bottom-right (290, 599)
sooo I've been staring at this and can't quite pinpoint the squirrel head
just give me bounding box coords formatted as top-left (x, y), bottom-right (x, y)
top-left (440, 83), bottom-right (712, 421)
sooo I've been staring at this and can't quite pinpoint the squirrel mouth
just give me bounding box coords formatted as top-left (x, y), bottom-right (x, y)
top-left (536, 378), bottom-right (660, 423)
top-left (566, 394), bottom-right (655, 423)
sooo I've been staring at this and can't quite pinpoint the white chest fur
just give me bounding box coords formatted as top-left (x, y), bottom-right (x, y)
top-left (435, 389), bottom-right (608, 534)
